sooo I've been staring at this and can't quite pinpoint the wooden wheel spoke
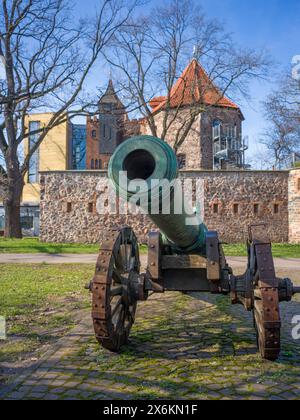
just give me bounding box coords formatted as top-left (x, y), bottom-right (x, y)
top-left (114, 251), bottom-right (124, 271)
top-left (111, 297), bottom-right (123, 319)
top-left (114, 305), bottom-right (126, 331)
top-left (112, 268), bottom-right (125, 284)
top-left (126, 306), bottom-right (135, 325)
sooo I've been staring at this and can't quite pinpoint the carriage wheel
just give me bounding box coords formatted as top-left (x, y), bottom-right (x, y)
top-left (91, 227), bottom-right (141, 352)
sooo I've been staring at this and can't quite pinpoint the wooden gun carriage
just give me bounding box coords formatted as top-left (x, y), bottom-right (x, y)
top-left (88, 136), bottom-right (300, 361)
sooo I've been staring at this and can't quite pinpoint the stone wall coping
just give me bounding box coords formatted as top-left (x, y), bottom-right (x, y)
top-left (39, 169), bottom-right (290, 175)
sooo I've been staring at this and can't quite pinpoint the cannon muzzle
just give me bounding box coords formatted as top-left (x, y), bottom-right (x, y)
top-left (109, 135), bottom-right (207, 253)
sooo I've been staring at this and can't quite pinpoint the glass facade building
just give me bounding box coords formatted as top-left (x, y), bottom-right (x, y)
top-left (71, 124), bottom-right (86, 170)
top-left (28, 121), bottom-right (40, 183)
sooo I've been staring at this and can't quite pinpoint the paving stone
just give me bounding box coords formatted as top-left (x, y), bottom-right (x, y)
top-left (44, 394), bottom-right (60, 400)
top-left (51, 387), bottom-right (66, 394)
top-left (27, 392), bottom-right (46, 400)
top-left (7, 392), bottom-right (28, 400)
top-left (1, 291), bottom-right (300, 401)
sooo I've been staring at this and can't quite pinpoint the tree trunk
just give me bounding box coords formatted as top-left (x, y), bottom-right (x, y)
top-left (4, 174), bottom-right (24, 239)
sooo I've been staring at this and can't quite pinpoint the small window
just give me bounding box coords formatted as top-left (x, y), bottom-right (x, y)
top-left (99, 160), bottom-right (102, 170)
top-left (212, 120), bottom-right (221, 140)
top-left (91, 159), bottom-right (95, 169)
top-left (233, 204), bottom-right (239, 214)
top-left (254, 204), bottom-right (259, 215)
top-left (213, 203), bottom-right (219, 214)
top-left (92, 130), bottom-right (97, 138)
top-left (95, 159), bottom-right (99, 169)
top-left (67, 203), bottom-right (72, 213)
top-left (28, 121), bottom-right (41, 184)
top-left (88, 203), bottom-right (94, 213)
top-left (177, 154), bottom-right (186, 169)
top-left (274, 204), bottom-right (279, 214)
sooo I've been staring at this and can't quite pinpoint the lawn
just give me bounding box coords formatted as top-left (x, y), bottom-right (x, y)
top-left (223, 243), bottom-right (300, 259)
top-left (0, 238), bottom-right (100, 254)
top-left (0, 264), bottom-right (94, 384)
top-left (0, 238), bottom-right (299, 258)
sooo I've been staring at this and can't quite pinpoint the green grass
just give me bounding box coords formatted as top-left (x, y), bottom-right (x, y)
top-left (0, 238), bottom-right (100, 254)
top-left (0, 238), bottom-right (298, 258)
top-left (223, 243), bottom-right (300, 259)
top-left (0, 264), bottom-right (94, 368)
top-left (0, 238), bottom-right (149, 255)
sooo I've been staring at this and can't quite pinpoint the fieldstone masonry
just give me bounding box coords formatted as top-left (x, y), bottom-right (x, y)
top-left (40, 169), bottom-right (300, 244)
top-left (289, 169), bottom-right (300, 243)
top-left (141, 109), bottom-right (202, 170)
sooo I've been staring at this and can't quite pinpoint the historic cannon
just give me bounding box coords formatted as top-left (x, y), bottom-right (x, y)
top-left (89, 135), bottom-right (300, 361)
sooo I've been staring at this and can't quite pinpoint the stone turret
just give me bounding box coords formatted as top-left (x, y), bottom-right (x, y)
top-left (98, 79), bottom-right (127, 115)
top-left (98, 79), bottom-right (128, 155)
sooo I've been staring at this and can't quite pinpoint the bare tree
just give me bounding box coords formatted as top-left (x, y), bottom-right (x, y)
top-left (104, 0), bottom-right (271, 153)
top-left (0, 0), bottom-right (138, 238)
top-left (261, 74), bottom-right (300, 169)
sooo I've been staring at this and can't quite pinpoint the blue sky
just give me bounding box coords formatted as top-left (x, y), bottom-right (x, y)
top-left (76, 0), bottom-right (300, 161)
top-left (199, 0), bottom-right (300, 160)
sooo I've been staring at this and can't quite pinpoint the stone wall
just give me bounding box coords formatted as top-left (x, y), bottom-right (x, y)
top-left (40, 169), bottom-right (292, 245)
top-left (289, 169), bottom-right (300, 243)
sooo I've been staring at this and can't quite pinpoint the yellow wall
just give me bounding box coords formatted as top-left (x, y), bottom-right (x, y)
top-left (23, 113), bottom-right (70, 203)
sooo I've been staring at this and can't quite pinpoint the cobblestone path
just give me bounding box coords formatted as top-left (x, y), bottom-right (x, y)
top-left (1, 288), bottom-right (300, 400)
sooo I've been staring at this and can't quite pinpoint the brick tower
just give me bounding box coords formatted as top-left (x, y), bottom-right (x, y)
top-left (86, 80), bottom-right (128, 169)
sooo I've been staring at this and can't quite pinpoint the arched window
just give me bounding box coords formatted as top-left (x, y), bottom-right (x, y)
top-left (91, 159), bottom-right (95, 169)
top-left (95, 159), bottom-right (99, 169)
top-left (92, 130), bottom-right (97, 138)
top-left (99, 160), bottom-right (102, 170)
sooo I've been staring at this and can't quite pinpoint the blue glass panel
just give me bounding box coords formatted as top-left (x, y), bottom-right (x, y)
top-left (71, 124), bottom-right (86, 170)
top-left (28, 121), bottom-right (40, 183)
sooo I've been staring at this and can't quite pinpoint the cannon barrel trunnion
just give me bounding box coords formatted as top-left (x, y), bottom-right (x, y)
top-left (90, 135), bottom-right (300, 361)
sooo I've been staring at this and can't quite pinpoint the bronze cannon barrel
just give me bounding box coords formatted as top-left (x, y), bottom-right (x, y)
top-left (108, 135), bottom-right (207, 253)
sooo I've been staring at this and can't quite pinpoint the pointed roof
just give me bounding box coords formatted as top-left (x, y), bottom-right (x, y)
top-left (150, 59), bottom-right (242, 115)
top-left (99, 79), bottom-right (125, 110)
